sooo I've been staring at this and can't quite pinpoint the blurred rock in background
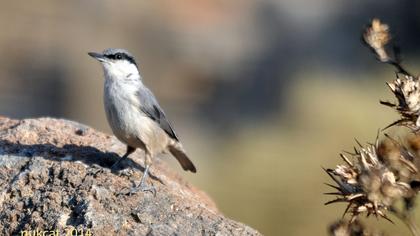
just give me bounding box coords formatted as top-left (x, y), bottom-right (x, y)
top-left (1, 0), bottom-right (420, 235)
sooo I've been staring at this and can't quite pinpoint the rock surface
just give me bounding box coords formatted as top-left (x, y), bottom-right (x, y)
top-left (0, 117), bottom-right (260, 236)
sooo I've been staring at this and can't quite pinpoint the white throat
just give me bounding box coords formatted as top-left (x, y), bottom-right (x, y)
top-left (102, 60), bottom-right (140, 81)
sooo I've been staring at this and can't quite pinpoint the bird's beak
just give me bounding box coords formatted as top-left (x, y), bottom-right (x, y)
top-left (88, 52), bottom-right (106, 62)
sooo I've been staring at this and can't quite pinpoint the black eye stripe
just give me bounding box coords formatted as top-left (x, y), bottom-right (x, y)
top-left (104, 53), bottom-right (138, 67)
top-left (106, 53), bottom-right (126, 60)
top-left (105, 53), bottom-right (120, 60)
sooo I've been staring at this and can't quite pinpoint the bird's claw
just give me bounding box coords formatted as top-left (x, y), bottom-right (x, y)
top-left (129, 184), bottom-right (156, 196)
top-left (117, 183), bottom-right (156, 197)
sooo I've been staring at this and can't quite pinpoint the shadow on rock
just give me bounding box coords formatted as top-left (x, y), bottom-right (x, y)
top-left (0, 139), bottom-right (146, 174)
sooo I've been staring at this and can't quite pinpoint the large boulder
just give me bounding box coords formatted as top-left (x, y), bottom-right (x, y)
top-left (0, 117), bottom-right (260, 236)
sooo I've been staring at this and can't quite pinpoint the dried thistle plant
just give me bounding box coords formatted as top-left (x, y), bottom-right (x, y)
top-left (325, 135), bottom-right (420, 235)
top-left (325, 136), bottom-right (419, 228)
top-left (324, 137), bottom-right (416, 221)
top-left (363, 18), bottom-right (409, 75)
top-left (363, 18), bottom-right (420, 130)
top-left (363, 18), bottom-right (391, 63)
top-left (381, 75), bottom-right (420, 130)
top-left (325, 18), bottom-right (420, 236)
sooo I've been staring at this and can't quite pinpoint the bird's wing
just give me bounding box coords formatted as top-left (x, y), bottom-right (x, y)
top-left (136, 87), bottom-right (179, 141)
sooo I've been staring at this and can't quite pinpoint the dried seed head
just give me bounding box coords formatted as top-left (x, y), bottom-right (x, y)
top-left (363, 18), bottom-right (391, 62)
top-left (325, 137), bottom-right (417, 221)
top-left (382, 75), bottom-right (420, 130)
top-left (363, 19), bottom-right (420, 130)
top-left (379, 136), bottom-right (418, 182)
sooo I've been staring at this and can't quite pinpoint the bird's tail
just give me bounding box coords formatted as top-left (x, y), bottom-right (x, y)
top-left (169, 143), bottom-right (196, 173)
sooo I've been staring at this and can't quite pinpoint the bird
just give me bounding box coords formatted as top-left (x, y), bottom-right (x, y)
top-left (88, 48), bottom-right (196, 192)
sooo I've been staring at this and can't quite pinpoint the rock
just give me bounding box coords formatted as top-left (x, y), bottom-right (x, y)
top-left (0, 117), bottom-right (260, 236)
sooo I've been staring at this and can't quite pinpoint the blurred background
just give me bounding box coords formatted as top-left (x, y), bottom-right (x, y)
top-left (1, 0), bottom-right (420, 235)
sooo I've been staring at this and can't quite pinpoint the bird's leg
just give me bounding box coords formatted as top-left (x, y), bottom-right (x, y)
top-left (130, 152), bottom-right (156, 195)
top-left (139, 164), bottom-right (150, 189)
top-left (111, 146), bottom-right (135, 170)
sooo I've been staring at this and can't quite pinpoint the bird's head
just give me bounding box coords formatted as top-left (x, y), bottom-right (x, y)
top-left (88, 48), bottom-right (139, 79)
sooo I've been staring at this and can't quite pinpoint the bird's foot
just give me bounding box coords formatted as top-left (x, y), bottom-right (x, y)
top-left (128, 183), bottom-right (156, 196)
top-left (117, 180), bottom-right (156, 197)
top-left (88, 164), bottom-right (104, 176)
top-left (128, 165), bottom-right (156, 195)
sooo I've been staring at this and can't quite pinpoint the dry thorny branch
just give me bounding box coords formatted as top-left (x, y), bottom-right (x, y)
top-left (325, 19), bottom-right (420, 236)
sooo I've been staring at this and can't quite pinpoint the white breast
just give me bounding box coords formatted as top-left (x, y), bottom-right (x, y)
top-left (103, 79), bottom-right (170, 156)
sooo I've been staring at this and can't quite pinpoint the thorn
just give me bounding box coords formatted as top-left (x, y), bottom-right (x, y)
top-left (347, 193), bottom-right (364, 201)
top-left (377, 211), bottom-right (394, 224)
top-left (323, 192), bottom-right (342, 195)
top-left (324, 183), bottom-right (342, 192)
top-left (382, 119), bottom-right (406, 131)
top-left (353, 147), bottom-right (359, 155)
top-left (379, 100), bottom-right (396, 107)
top-left (325, 198), bottom-right (347, 205)
top-left (342, 203), bottom-right (352, 218)
top-left (354, 138), bottom-right (363, 148)
top-left (343, 150), bottom-right (357, 156)
top-left (375, 129), bottom-right (380, 148)
top-left (340, 153), bottom-right (353, 167)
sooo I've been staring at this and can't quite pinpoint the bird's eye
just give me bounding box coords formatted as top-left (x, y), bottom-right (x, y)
top-left (116, 54), bottom-right (122, 60)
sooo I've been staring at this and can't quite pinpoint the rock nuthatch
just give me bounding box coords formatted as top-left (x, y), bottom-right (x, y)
top-left (88, 48), bottom-right (196, 192)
